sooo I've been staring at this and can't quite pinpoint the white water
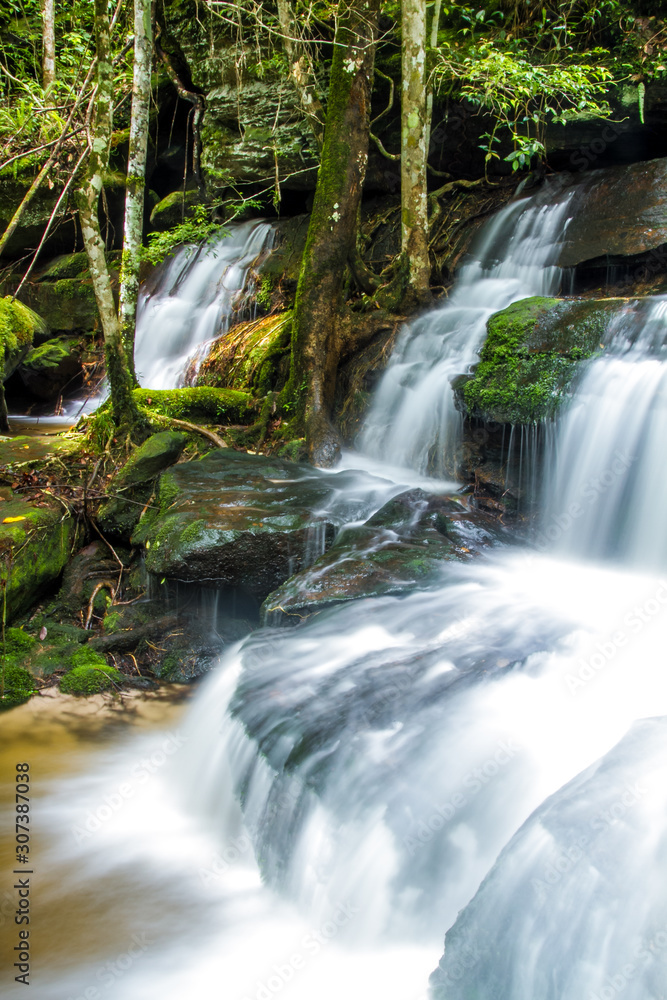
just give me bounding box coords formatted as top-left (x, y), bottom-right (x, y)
top-left (544, 296), bottom-right (667, 568)
top-left (134, 220), bottom-right (274, 389)
top-left (360, 186), bottom-right (574, 475)
top-left (12, 184), bottom-right (667, 1000)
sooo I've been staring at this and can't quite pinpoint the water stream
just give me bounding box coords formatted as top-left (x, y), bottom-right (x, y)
top-left (5, 182), bottom-right (667, 999)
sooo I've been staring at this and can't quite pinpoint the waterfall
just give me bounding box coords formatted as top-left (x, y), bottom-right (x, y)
top-left (16, 183), bottom-right (667, 1000)
top-left (543, 296), bottom-right (667, 568)
top-left (359, 184), bottom-right (575, 475)
top-left (134, 219), bottom-right (274, 389)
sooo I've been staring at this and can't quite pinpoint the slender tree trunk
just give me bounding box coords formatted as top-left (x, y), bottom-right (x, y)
top-left (276, 0), bottom-right (325, 150)
top-left (401, 0), bottom-right (431, 305)
top-left (284, 0), bottom-right (380, 466)
top-left (119, 0), bottom-right (153, 382)
top-left (425, 0), bottom-right (442, 153)
top-left (41, 0), bottom-right (56, 91)
top-left (77, 0), bottom-right (141, 430)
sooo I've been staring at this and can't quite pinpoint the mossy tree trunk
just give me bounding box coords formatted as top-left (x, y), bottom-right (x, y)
top-left (76, 0), bottom-right (142, 432)
top-left (283, 0), bottom-right (380, 466)
top-left (400, 0), bottom-right (431, 307)
top-left (118, 0), bottom-right (153, 382)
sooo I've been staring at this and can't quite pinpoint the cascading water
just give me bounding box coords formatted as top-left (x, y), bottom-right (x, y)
top-left (134, 219), bottom-right (274, 389)
top-left (360, 185), bottom-right (574, 475)
top-left (544, 295), bottom-right (667, 567)
top-left (10, 180), bottom-right (667, 1000)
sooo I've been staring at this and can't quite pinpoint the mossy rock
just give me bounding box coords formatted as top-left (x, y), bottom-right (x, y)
top-left (194, 311), bottom-right (292, 394)
top-left (0, 297), bottom-right (45, 379)
top-left (132, 449), bottom-right (337, 599)
top-left (19, 335), bottom-right (87, 399)
top-left (37, 253), bottom-right (91, 281)
top-left (96, 431), bottom-right (188, 542)
top-left (0, 663), bottom-right (37, 710)
top-left (0, 499), bottom-right (76, 621)
top-left (133, 387), bottom-right (255, 423)
top-left (261, 489), bottom-right (504, 625)
top-left (60, 657), bottom-right (123, 695)
top-left (150, 189), bottom-right (203, 231)
top-left (458, 296), bottom-right (633, 424)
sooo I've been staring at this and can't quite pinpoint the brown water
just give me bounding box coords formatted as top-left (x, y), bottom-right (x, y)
top-left (0, 687), bottom-right (192, 994)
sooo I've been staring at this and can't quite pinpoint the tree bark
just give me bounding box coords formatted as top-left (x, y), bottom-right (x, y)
top-left (41, 0), bottom-right (56, 91)
top-left (283, 0), bottom-right (380, 466)
top-left (77, 0), bottom-right (141, 431)
top-left (119, 0), bottom-right (153, 382)
top-left (401, 0), bottom-right (431, 305)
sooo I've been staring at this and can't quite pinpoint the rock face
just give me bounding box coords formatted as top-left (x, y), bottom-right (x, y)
top-left (132, 450), bottom-right (339, 598)
top-left (262, 489), bottom-right (504, 624)
top-left (161, 0), bottom-right (319, 198)
top-left (556, 157), bottom-right (667, 268)
top-left (18, 336), bottom-right (90, 399)
top-left (456, 296), bottom-right (634, 424)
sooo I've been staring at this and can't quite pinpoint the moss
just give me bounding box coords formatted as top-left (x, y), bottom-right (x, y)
top-left (0, 296), bottom-right (45, 376)
top-left (278, 438), bottom-right (307, 461)
top-left (103, 610), bottom-right (122, 632)
top-left (38, 253), bottom-right (91, 280)
top-left (22, 337), bottom-right (80, 371)
top-left (0, 499), bottom-right (76, 621)
top-left (0, 663), bottom-right (37, 709)
top-left (195, 312), bottom-right (292, 393)
top-left (3, 628), bottom-right (38, 657)
top-left (460, 297), bottom-right (628, 424)
top-left (60, 662), bottom-right (122, 695)
top-left (133, 387), bottom-right (255, 423)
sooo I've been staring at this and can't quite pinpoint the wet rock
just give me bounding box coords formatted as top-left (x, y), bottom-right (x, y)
top-left (261, 489), bottom-right (504, 625)
top-left (132, 450), bottom-right (338, 599)
top-left (557, 156), bottom-right (667, 268)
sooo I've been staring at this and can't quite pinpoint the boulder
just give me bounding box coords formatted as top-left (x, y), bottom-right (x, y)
top-left (0, 497), bottom-right (76, 620)
top-left (0, 297), bottom-right (45, 379)
top-left (261, 489), bottom-right (504, 625)
top-left (455, 295), bottom-right (636, 424)
top-left (18, 336), bottom-right (88, 399)
top-left (132, 450), bottom-right (339, 598)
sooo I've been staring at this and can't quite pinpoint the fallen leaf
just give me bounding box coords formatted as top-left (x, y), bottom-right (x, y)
top-left (39, 626), bottom-right (47, 641)
top-left (3, 516), bottom-right (26, 523)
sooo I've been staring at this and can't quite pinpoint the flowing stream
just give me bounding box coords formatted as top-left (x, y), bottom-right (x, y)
top-left (5, 183), bottom-right (667, 999)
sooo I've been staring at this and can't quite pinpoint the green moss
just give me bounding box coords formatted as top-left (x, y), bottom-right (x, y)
top-left (102, 610), bottom-right (122, 632)
top-left (0, 663), bottom-right (37, 710)
top-left (133, 387), bottom-right (255, 423)
top-left (0, 500), bottom-right (76, 621)
top-left (0, 296), bottom-right (44, 375)
top-left (38, 253), bottom-right (90, 280)
top-left (60, 662), bottom-right (122, 695)
top-left (4, 627), bottom-right (38, 656)
top-left (22, 337), bottom-right (80, 371)
top-left (278, 438), bottom-right (307, 461)
top-left (460, 297), bottom-right (627, 424)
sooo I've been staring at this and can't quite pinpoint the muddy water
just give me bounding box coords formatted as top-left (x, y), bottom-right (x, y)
top-left (0, 687), bottom-right (192, 992)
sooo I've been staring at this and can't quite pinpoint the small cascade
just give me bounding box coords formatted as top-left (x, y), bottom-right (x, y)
top-left (134, 219), bottom-right (274, 389)
top-left (543, 296), bottom-right (667, 567)
top-left (360, 185), bottom-right (575, 476)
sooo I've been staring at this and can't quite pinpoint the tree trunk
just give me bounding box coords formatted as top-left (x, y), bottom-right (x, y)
top-left (119, 0), bottom-right (153, 382)
top-left (41, 0), bottom-right (56, 91)
top-left (401, 0), bottom-right (431, 305)
top-left (283, 0), bottom-right (380, 466)
top-left (77, 0), bottom-right (142, 431)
